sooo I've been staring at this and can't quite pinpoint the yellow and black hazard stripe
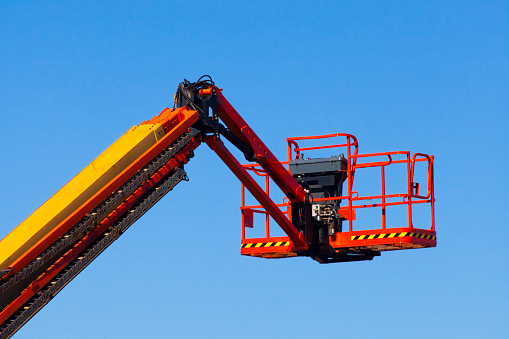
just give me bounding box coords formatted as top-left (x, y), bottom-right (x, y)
top-left (351, 232), bottom-right (436, 241)
top-left (241, 241), bottom-right (290, 249)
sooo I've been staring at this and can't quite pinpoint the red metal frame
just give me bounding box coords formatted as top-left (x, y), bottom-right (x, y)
top-left (214, 86), bottom-right (306, 204)
top-left (241, 133), bottom-right (436, 257)
top-left (208, 86), bottom-right (310, 249)
top-left (205, 137), bottom-right (307, 249)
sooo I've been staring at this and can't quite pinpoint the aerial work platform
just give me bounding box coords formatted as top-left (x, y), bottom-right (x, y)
top-left (240, 133), bottom-right (435, 262)
top-left (0, 76), bottom-right (436, 338)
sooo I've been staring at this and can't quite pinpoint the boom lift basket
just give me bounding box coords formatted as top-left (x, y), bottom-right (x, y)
top-left (240, 133), bottom-right (436, 260)
top-left (0, 77), bottom-right (438, 338)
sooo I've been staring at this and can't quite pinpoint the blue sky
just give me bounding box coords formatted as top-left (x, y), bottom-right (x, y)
top-left (1, 1), bottom-right (508, 338)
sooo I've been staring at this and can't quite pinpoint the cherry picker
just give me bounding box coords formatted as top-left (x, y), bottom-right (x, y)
top-left (0, 76), bottom-right (435, 338)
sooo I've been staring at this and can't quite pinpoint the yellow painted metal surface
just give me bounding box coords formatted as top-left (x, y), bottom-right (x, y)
top-left (0, 123), bottom-right (165, 271)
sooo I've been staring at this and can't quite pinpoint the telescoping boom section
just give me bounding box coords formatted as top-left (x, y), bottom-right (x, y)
top-left (0, 76), bottom-right (436, 338)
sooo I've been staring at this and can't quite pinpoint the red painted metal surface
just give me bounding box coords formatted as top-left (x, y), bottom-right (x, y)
top-left (241, 236), bottom-right (293, 258)
top-left (214, 86), bottom-right (306, 204)
top-left (330, 227), bottom-right (436, 250)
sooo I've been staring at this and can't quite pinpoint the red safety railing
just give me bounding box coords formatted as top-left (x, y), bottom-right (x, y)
top-left (240, 133), bottom-right (434, 242)
top-left (240, 165), bottom-right (291, 240)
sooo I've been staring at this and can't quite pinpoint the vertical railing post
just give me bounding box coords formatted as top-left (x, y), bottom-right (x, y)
top-left (430, 157), bottom-right (435, 231)
top-left (407, 153), bottom-right (413, 228)
top-left (347, 137), bottom-right (353, 232)
top-left (241, 182), bottom-right (246, 239)
top-left (381, 165), bottom-right (386, 229)
top-left (265, 175), bottom-right (270, 238)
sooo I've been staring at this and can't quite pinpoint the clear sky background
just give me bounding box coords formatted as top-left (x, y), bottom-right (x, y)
top-left (1, 1), bottom-right (508, 338)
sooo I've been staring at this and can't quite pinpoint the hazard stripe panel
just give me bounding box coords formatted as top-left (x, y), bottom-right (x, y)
top-left (241, 241), bottom-right (290, 249)
top-left (351, 232), bottom-right (436, 241)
